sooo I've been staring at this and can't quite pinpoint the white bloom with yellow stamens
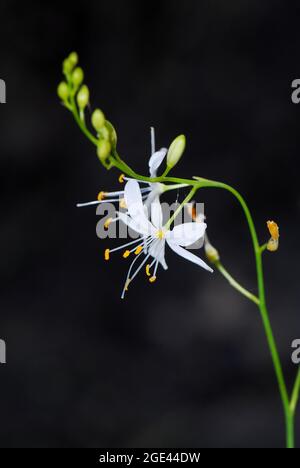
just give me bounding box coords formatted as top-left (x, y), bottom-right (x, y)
top-left (104, 180), bottom-right (213, 298)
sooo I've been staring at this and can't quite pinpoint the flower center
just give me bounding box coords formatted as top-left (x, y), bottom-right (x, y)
top-left (156, 229), bottom-right (165, 240)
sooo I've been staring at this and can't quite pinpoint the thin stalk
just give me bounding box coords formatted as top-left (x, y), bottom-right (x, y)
top-left (290, 367), bottom-right (300, 413)
top-left (215, 261), bottom-right (259, 305)
top-left (164, 188), bottom-right (197, 230)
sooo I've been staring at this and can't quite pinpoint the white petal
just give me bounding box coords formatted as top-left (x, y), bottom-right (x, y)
top-left (149, 239), bottom-right (168, 270)
top-left (148, 148), bottom-right (167, 177)
top-left (124, 180), bottom-right (155, 234)
top-left (117, 212), bottom-right (153, 237)
top-left (166, 222), bottom-right (207, 247)
top-left (151, 198), bottom-right (163, 229)
top-left (124, 179), bottom-right (145, 218)
top-left (166, 239), bottom-right (213, 273)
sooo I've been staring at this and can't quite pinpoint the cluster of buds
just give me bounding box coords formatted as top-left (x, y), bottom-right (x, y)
top-left (57, 52), bottom-right (117, 166)
top-left (267, 220), bottom-right (279, 252)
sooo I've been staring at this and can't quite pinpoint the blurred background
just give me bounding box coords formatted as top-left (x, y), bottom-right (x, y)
top-left (0, 0), bottom-right (299, 448)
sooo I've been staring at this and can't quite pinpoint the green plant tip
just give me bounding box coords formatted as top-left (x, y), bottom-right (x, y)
top-left (68, 52), bottom-right (78, 66)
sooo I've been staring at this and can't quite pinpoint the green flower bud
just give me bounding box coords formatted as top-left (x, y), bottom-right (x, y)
top-left (97, 140), bottom-right (112, 162)
top-left (167, 134), bottom-right (186, 168)
top-left (77, 85), bottom-right (89, 109)
top-left (72, 67), bottom-right (84, 88)
top-left (204, 242), bottom-right (220, 264)
top-left (91, 109), bottom-right (105, 131)
top-left (105, 120), bottom-right (118, 148)
top-left (68, 52), bottom-right (78, 67)
top-left (99, 126), bottom-right (110, 141)
top-left (63, 58), bottom-right (73, 75)
top-left (57, 81), bottom-right (69, 101)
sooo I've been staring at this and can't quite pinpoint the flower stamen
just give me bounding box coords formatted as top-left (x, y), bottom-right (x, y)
top-left (135, 245), bottom-right (143, 255)
top-left (119, 198), bottom-right (127, 209)
top-left (123, 250), bottom-right (131, 258)
top-left (97, 191), bottom-right (106, 201)
top-left (104, 218), bottom-right (113, 230)
top-left (104, 249), bottom-right (110, 261)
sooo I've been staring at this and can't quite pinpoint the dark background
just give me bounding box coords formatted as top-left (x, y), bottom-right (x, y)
top-left (0, 0), bottom-right (299, 448)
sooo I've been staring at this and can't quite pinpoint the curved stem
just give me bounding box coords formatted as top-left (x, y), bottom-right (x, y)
top-left (215, 261), bottom-right (259, 305)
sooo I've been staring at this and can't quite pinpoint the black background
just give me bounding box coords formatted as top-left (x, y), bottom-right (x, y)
top-left (0, 0), bottom-right (299, 448)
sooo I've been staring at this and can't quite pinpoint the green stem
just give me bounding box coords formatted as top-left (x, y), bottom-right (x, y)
top-left (286, 415), bottom-right (295, 449)
top-left (70, 96), bottom-right (99, 147)
top-left (164, 188), bottom-right (197, 230)
top-left (291, 367), bottom-right (300, 413)
top-left (215, 261), bottom-right (259, 305)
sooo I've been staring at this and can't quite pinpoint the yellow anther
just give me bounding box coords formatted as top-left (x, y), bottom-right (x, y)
top-left (187, 203), bottom-right (205, 223)
top-left (97, 191), bottom-right (106, 201)
top-left (104, 218), bottom-right (113, 230)
top-left (149, 276), bottom-right (157, 283)
top-left (125, 279), bottom-right (131, 291)
top-left (267, 220), bottom-right (279, 241)
top-left (188, 203), bottom-right (197, 222)
top-left (146, 264), bottom-right (151, 277)
top-left (123, 250), bottom-right (131, 258)
top-left (104, 249), bottom-right (110, 261)
top-left (119, 174), bottom-right (125, 184)
top-left (119, 198), bottom-right (127, 209)
top-left (135, 245), bottom-right (143, 255)
top-left (156, 229), bottom-right (164, 240)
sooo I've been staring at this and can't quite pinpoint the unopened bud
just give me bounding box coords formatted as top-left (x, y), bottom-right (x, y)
top-left (77, 85), bottom-right (89, 109)
top-left (91, 109), bottom-right (106, 132)
top-left (57, 82), bottom-right (69, 101)
top-left (267, 238), bottom-right (279, 252)
top-left (167, 135), bottom-right (186, 168)
top-left (97, 140), bottom-right (111, 162)
top-left (99, 126), bottom-right (110, 141)
top-left (267, 221), bottom-right (279, 241)
top-left (68, 52), bottom-right (78, 67)
top-left (266, 220), bottom-right (279, 252)
top-left (105, 120), bottom-right (118, 148)
top-left (205, 241), bottom-right (220, 264)
top-left (72, 67), bottom-right (84, 88)
top-left (63, 58), bottom-right (73, 75)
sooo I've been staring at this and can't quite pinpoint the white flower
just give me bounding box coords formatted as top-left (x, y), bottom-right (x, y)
top-left (104, 180), bottom-right (213, 298)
